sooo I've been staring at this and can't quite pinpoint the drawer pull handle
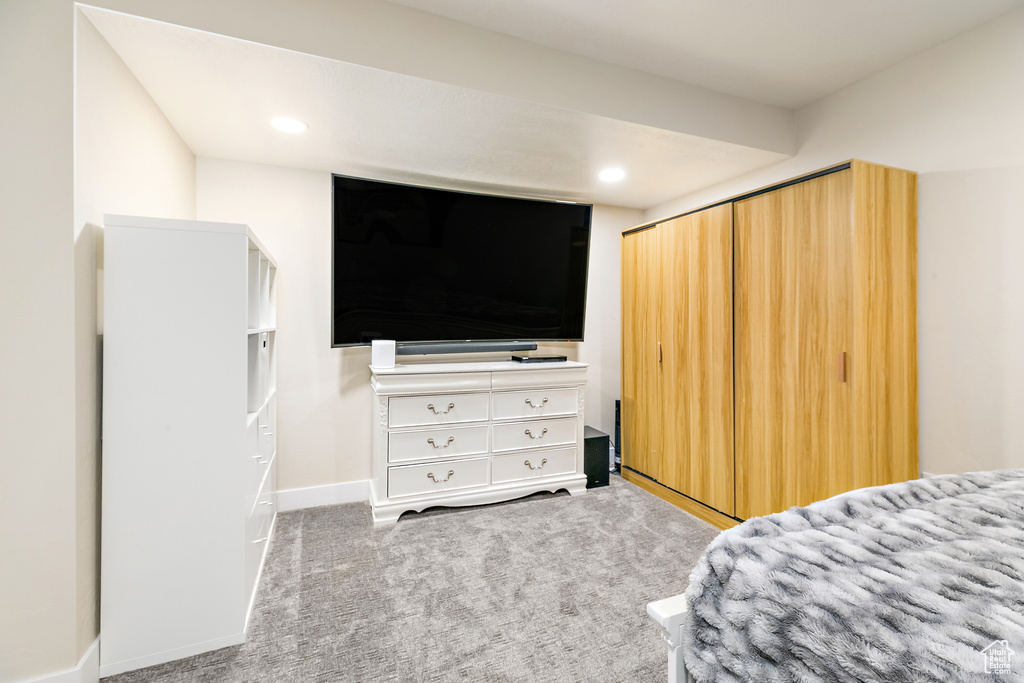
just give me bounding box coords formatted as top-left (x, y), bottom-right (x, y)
top-left (427, 402), bottom-right (456, 415)
top-left (525, 397), bottom-right (549, 408)
top-left (524, 458), bottom-right (548, 471)
top-left (427, 469), bottom-right (455, 483)
top-left (252, 455), bottom-right (266, 463)
top-left (524, 428), bottom-right (548, 440)
top-left (252, 537), bottom-right (268, 544)
top-left (427, 436), bottom-right (455, 449)
top-left (259, 501), bottom-right (274, 506)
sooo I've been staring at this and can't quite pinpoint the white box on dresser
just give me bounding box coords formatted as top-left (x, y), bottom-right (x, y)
top-left (369, 360), bottom-right (589, 524)
top-left (101, 215), bottom-right (278, 677)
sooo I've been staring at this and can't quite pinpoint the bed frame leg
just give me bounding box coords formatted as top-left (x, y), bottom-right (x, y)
top-left (667, 635), bottom-right (692, 683)
top-left (648, 593), bottom-right (693, 683)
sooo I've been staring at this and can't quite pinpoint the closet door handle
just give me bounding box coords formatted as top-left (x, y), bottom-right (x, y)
top-left (657, 341), bottom-right (663, 363)
top-left (838, 352), bottom-right (847, 383)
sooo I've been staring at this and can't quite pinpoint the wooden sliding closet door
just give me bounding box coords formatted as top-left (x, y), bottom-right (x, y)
top-left (622, 205), bottom-right (733, 514)
top-left (621, 226), bottom-right (664, 481)
top-left (734, 170), bottom-right (854, 519)
top-left (659, 206), bottom-right (734, 514)
top-left (850, 162), bottom-right (919, 489)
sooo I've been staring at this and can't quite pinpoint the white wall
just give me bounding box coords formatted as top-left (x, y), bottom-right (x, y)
top-left (645, 6), bottom-right (1024, 475)
top-left (1, 6), bottom-right (197, 680)
top-left (73, 8), bottom-right (198, 667)
top-left (0, 3), bottom-right (77, 680)
top-left (568, 205), bottom-right (637, 437)
top-left (196, 159), bottom-right (357, 489)
top-left (918, 167), bottom-right (1024, 474)
top-left (196, 158), bottom-right (637, 491)
top-left (75, 12), bottom-right (197, 237)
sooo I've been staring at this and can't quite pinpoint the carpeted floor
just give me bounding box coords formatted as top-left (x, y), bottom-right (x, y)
top-left (104, 475), bottom-right (720, 682)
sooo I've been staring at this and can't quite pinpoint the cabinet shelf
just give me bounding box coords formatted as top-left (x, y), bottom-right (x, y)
top-left (247, 389), bottom-right (277, 426)
top-left (101, 214), bottom-right (279, 677)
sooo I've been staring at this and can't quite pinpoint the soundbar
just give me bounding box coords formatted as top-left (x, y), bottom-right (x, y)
top-left (395, 341), bottom-right (538, 356)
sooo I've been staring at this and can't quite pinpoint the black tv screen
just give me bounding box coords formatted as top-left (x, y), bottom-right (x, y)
top-left (332, 175), bottom-right (592, 347)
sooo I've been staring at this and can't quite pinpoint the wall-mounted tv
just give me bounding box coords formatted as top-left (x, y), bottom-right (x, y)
top-left (332, 174), bottom-right (592, 348)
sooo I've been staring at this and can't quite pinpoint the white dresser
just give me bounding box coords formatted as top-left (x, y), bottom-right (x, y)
top-left (101, 215), bottom-right (278, 676)
top-left (369, 360), bottom-right (589, 524)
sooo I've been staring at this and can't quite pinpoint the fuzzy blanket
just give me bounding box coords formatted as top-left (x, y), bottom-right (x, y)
top-left (682, 470), bottom-right (1024, 683)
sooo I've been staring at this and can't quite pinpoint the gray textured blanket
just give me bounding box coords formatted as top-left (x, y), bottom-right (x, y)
top-left (683, 470), bottom-right (1024, 682)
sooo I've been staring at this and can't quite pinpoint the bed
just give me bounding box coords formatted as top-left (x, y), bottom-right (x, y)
top-left (647, 469), bottom-right (1024, 683)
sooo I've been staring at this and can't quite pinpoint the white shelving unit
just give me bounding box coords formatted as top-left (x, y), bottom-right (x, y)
top-left (101, 215), bottom-right (278, 677)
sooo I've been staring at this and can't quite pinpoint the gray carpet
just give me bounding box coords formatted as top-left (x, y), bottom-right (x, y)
top-left (104, 475), bottom-right (719, 682)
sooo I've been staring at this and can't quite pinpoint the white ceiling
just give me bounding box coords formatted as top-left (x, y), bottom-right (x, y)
top-left (82, 1), bottom-right (1023, 209)
top-left (82, 7), bottom-right (788, 208)
top-left (387, 0), bottom-right (1024, 108)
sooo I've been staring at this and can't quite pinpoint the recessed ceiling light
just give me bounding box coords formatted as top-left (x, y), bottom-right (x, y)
top-left (599, 167), bottom-right (625, 182)
top-left (271, 116), bottom-right (308, 133)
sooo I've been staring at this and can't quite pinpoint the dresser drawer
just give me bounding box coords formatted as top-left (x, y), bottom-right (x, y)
top-left (491, 387), bottom-right (578, 421)
top-left (492, 447), bottom-right (577, 484)
top-left (389, 392), bottom-right (489, 428)
top-left (388, 457), bottom-right (489, 498)
top-left (492, 417), bottom-right (577, 452)
top-left (388, 424), bottom-right (489, 464)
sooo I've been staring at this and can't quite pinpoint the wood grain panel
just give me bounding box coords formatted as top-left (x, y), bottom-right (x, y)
top-left (851, 161), bottom-right (919, 487)
top-left (658, 205), bottom-right (735, 514)
top-left (622, 469), bottom-right (740, 531)
top-left (734, 171), bottom-right (853, 518)
top-left (621, 228), bottom-right (663, 481)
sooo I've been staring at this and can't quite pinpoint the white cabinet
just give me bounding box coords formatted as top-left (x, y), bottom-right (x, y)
top-left (100, 215), bottom-right (278, 677)
top-left (370, 360), bottom-right (589, 524)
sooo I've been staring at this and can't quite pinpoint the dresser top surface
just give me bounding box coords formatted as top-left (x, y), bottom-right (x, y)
top-left (370, 359), bottom-right (588, 376)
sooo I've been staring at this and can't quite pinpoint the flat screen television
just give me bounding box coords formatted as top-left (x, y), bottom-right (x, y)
top-left (332, 174), bottom-right (592, 348)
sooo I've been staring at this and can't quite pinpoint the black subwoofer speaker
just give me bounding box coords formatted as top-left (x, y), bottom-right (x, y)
top-left (583, 426), bottom-right (610, 488)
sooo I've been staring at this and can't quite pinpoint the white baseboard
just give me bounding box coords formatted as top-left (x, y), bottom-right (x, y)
top-left (920, 471), bottom-right (936, 478)
top-left (98, 632), bottom-right (244, 679)
top-left (276, 479), bottom-right (370, 512)
top-left (21, 637), bottom-right (99, 683)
